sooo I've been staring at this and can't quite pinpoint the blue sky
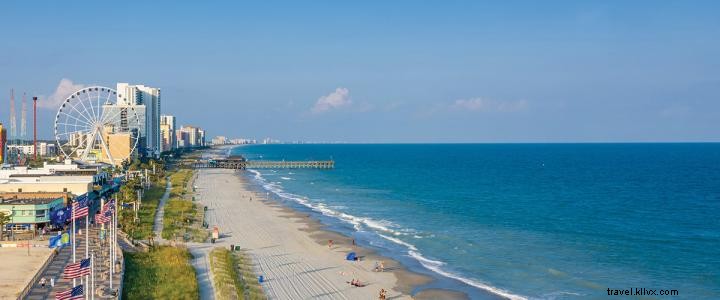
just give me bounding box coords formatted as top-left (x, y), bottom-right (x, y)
top-left (1, 1), bottom-right (718, 142)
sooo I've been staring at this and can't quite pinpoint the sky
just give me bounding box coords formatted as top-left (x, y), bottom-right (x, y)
top-left (1, 1), bottom-right (718, 143)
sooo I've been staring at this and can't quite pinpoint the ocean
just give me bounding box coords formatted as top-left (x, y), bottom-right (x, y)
top-left (229, 143), bottom-right (720, 299)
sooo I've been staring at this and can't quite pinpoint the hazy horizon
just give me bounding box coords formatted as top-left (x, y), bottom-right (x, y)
top-left (1, 1), bottom-right (718, 143)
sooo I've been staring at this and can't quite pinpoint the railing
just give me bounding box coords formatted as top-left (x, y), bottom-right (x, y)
top-left (116, 241), bottom-right (125, 300)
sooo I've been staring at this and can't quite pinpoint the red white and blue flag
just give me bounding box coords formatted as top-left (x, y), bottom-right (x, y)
top-left (95, 210), bottom-right (111, 224)
top-left (63, 258), bottom-right (91, 279)
top-left (71, 200), bottom-right (88, 220)
top-left (102, 199), bottom-right (115, 213)
top-left (55, 284), bottom-right (83, 300)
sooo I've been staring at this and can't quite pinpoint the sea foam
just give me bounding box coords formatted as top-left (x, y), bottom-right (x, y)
top-left (247, 168), bottom-right (527, 300)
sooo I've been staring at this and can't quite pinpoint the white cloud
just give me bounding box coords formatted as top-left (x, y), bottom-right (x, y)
top-left (38, 78), bottom-right (86, 109)
top-left (451, 97), bottom-right (528, 112)
top-left (312, 87), bottom-right (351, 113)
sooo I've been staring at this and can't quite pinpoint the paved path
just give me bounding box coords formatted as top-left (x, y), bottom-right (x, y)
top-left (153, 174), bottom-right (216, 300)
top-left (152, 178), bottom-right (172, 244)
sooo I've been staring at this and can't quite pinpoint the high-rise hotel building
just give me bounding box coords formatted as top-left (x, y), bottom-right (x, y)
top-left (160, 115), bottom-right (176, 152)
top-left (116, 83), bottom-right (162, 158)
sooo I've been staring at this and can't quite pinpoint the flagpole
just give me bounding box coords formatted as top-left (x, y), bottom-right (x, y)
top-left (109, 199), bottom-right (113, 292)
top-left (72, 200), bottom-right (76, 287)
top-left (91, 251), bottom-right (95, 300)
top-left (85, 211), bottom-right (89, 300)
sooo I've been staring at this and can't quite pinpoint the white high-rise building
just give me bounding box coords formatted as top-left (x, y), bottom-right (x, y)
top-left (116, 83), bottom-right (161, 157)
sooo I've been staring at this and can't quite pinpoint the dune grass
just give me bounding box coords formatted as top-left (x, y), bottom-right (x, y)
top-left (123, 246), bottom-right (199, 300)
top-left (162, 170), bottom-right (209, 242)
top-left (209, 248), bottom-right (266, 300)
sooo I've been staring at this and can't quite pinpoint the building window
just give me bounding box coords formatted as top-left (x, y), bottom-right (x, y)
top-left (18, 188), bottom-right (22, 192)
top-left (36, 210), bottom-right (46, 218)
top-left (63, 188), bottom-right (68, 192)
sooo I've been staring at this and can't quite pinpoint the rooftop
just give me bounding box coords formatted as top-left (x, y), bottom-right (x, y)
top-left (0, 197), bottom-right (62, 205)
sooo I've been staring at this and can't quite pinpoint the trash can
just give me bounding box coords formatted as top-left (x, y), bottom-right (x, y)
top-left (258, 275), bottom-right (264, 283)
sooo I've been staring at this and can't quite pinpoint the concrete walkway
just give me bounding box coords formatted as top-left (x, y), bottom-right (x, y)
top-left (25, 226), bottom-right (122, 300)
top-left (152, 174), bottom-right (216, 300)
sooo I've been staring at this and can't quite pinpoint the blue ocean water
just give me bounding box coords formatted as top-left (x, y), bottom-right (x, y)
top-left (230, 144), bottom-right (720, 299)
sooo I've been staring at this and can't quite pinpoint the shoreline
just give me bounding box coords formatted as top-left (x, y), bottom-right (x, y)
top-left (257, 191), bottom-right (468, 299)
top-left (195, 161), bottom-right (471, 299)
top-left (231, 170), bottom-right (473, 299)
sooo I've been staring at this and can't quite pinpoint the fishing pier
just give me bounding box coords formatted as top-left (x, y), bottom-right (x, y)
top-left (192, 156), bottom-right (334, 170)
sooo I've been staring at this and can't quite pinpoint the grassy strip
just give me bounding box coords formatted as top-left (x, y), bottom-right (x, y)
top-left (209, 248), bottom-right (267, 300)
top-left (162, 170), bottom-right (209, 242)
top-left (234, 249), bottom-right (266, 299)
top-left (123, 246), bottom-right (199, 300)
top-left (209, 248), bottom-right (242, 300)
top-left (119, 179), bottom-right (166, 240)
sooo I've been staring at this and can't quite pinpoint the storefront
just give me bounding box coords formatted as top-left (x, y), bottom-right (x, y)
top-left (0, 196), bottom-right (65, 239)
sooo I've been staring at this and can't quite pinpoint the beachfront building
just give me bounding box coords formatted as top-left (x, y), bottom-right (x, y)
top-left (0, 159), bottom-right (103, 179)
top-left (0, 176), bottom-right (95, 195)
top-left (229, 138), bottom-right (257, 144)
top-left (116, 83), bottom-right (162, 158)
top-left (160, 115), bottom-right (176, 152)
top-left (199, 129), bottom-right (206, 146)
top-left (0, 196), bottom-right (64, 239)
top-left (99, 126), bottom-right (136, 166)
top-left (212, 136), bottom-right (228, 145)
top-left (0, 196), bottom-right (65, 235)
top-left (177, 126), bottom-right (206, 148)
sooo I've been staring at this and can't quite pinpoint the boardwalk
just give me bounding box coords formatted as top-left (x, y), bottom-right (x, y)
top-left (24, 226), bottom-right (122, 300)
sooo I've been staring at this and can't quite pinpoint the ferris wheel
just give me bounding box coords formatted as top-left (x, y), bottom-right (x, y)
top-left (54, 86), bottom-right (141, 165)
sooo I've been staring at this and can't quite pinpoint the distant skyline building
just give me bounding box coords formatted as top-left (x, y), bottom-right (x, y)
top-left (160, 115), bottom-right (176, 152)
top-left (177, 126), bottom-right (205, 148)
top-left (7, 142), bottom-right (57, 157)
top-left (212, 136), bottom-right (227, 145)
top-left (116, 83), bottom-right (161, 158)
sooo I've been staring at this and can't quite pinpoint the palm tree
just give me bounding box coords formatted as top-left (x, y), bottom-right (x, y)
top-left (0, 212), bottom-right (10, 241)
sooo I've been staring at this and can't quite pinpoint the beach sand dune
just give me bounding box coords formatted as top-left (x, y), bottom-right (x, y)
top-left (196, 168), bottom-right (412, 300)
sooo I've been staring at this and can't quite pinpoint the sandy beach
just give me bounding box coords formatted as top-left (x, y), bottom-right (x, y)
top-left (195, 167), bottom-right (434, 300)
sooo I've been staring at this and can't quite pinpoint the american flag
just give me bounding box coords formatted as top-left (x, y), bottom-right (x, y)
top-left (63, 258), bottom-right (91, 279)
top-left (71, 200), bottom-right (88, 220)
top-left (95, 210), bottom-right (111, 224)
top-left (55, 284), bottom-right (83, 300)
top-left (102, 199), bottom-right (115, 213)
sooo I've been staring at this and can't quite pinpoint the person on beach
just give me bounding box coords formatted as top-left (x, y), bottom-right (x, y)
top-left (40, 277), bottom-right (46, 287)
top-left (328, 239), bottom-right (333, 248)
top-left (379, 288), bottom-right (387, 299)
top-left (374, 261), bottom-right (380, 272)
top-left (352, 239), bottom-right (356, 246)
top-left (50, 277), bottom-right (54, 287)
top-left (379, 261), bottom-right (385, 272)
